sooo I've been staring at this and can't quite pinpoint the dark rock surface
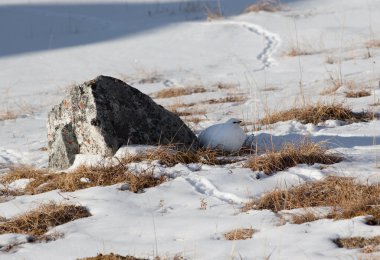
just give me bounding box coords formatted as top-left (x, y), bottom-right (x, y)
top-left (47, 75), bottom-right (198, 170)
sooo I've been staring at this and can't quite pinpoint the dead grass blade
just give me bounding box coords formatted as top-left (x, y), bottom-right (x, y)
top-left (245, 141), bottom-right (342, 175)
top-left (244, 0), bottom-right (282, 13)
top-left (0, 202), bottom-right (90, 236)
top-left (345, 90), bottom-right (371, 98)
top-left (205, 96), bottom-right (247, 104)
top-left (153, 86), bottom-right (207, 99)
top-left (224, 228), bottom-right (256, 240)
top-left (80, 253), bottom-right (147, 260)
top-left (334, 236), bottom-right (380, 253)
top-left (121, 146), bottom-right (242, 167)
top-left (243, 176), bottom-right (380, 224)
top-left (259, 103), bottom-right (372, 125)
top-left (291, 211), bottom-right (320, 224)
top-left (1, 164), bottom-right (165, 194)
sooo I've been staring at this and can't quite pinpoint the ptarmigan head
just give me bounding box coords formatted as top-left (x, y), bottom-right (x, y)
top-left (226, 118), bottom-right (242, 125)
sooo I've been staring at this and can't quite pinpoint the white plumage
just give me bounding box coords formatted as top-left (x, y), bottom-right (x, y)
top-left (198, 118), bottom-right (246, 152)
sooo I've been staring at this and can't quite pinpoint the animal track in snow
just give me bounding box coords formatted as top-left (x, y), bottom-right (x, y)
top-left (218, 21), bottom-right (281, 71)
top-left (185, 174), bottom-right (244, 205)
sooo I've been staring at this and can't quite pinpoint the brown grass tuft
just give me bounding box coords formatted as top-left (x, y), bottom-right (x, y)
top-left (244, 0), bottom-right (282, 13)
top-left (1, 164), bottom-right (165, 194)
top-left (125, 171), bottom-right (166, 193)
top-left (224, 228), bottom-right (256, 240)
top-left (154, 86), bottom-right (207, 99)
top-left (0, 202), bottom-right (90, 236)
top-left (334, 236), bottom-right (380, 253)
top-left (0, 110), bottom-right (17, 121)
top-left (345, 90), bottom-right (371, 98)
top-left (123, 146), bottom-right (238, 167)
top-left (243, 176), bottom-right (380, 223)
top-left (286, 47), bottom-right (314, 57)
top-left (245, 141), bottom-right (342, 175)
top-left (172, 109), bottom-right (206, 117)
top-left (291, 211), bottom-right (320, 224)
top-left (366, 40), bottom-right (380, 49)
top-left (80, 253), bottom-right (147, 260)
top-left (259, 103), bottom-right (372, 125)
top-left (206, 96), bottom-right (247, 104)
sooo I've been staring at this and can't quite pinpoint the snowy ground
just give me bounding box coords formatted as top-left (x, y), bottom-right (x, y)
top-left (0, 0), bottom-right (380, 259)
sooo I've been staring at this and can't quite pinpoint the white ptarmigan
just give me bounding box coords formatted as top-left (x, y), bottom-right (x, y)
top-left (198, 118), bottom-right (246, 152)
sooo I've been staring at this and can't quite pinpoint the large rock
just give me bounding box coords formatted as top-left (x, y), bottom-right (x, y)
top-left (47, 75), bottom-right (198, 170)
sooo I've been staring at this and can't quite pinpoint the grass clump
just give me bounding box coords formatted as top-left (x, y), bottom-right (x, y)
top-left (244, 0), bottom-right (282, 13)
top-left (80, 253), bottom-right (147, 260)
top-left (1, 164), bottom-right (165, 194)
top-left (291, 211), bottom-right (320, 224)
top-left (206, 96), bottom-right (247, 104)
top-left (0, 110), bottom-right (17, 121)
top-left (124, 146), bottom-right (239, 167)
top-left (224, 228), bottom-right (256, 240)
top-left (366, 40), bottom-right (380, 49)
top-left (243, 176), bottom-right (380, 224)
top-left (259, 103), bottom-right (372, 125)
top-left (0, 202), bottom-right (90, 236)
top-left (245, 141), bottom-right (342, 175)
top-left (345, 90), bottom-right (371, 98)
top-left (153, 86), bottom-right (207, 99)
top-left (334, 236), bottom-right (380, 253)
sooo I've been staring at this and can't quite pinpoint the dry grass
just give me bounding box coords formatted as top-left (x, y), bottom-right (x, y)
top-left (326, 55), bottom-right (338, 64)
top-left (1, 164), bottom-right (165, 194)
top-left (243, 176), bottom-right (380, 224)
top-left (80, 253), bottom-right (147, 260)
top-left (245, 141), bottom-right (342, 175)
top-left (244, 0), bottom-right (282, 13)
top-left (125, 146), bottom-right (239, 167)
top-left (0, 202), bottom-right (90, 236)
top-left (215, 82), bottom-right (239, 90)
top-left (286, 46), bottom-right (315, 57)
top-left (335, 236), bottom-right (380, 253)
top-left (0, 103), bottom-right (38, 121)
top-left (1, 146), bottom-right (246, 195)
top-left (366, 40), bottom-right (380, 49)
top-left (153, 86), bottom-right (207, 99)
top-left (224, 228), bottom-right (256, 240)
top-left (205, 5), bottom-right (223, 21)
top-left (345, 90), bottom-right (371, 98)
top-left (172, 109), bottom-right (206, 117)
top-left (185, 117), bottom-right (204, 124)
top-left (205, 96), bottom-right (247, 104)
top-left (291, 211), bottom-right (320, 224)
top-left (80, 253), bottom-right (184, 260)
top-left (259, 103), bottom-right (372, 125)
top-left (0, 110), bottom-right (17, 121)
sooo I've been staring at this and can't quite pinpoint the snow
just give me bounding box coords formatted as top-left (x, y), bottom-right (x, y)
top-left (0, 0), bottom-right (380, 259)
